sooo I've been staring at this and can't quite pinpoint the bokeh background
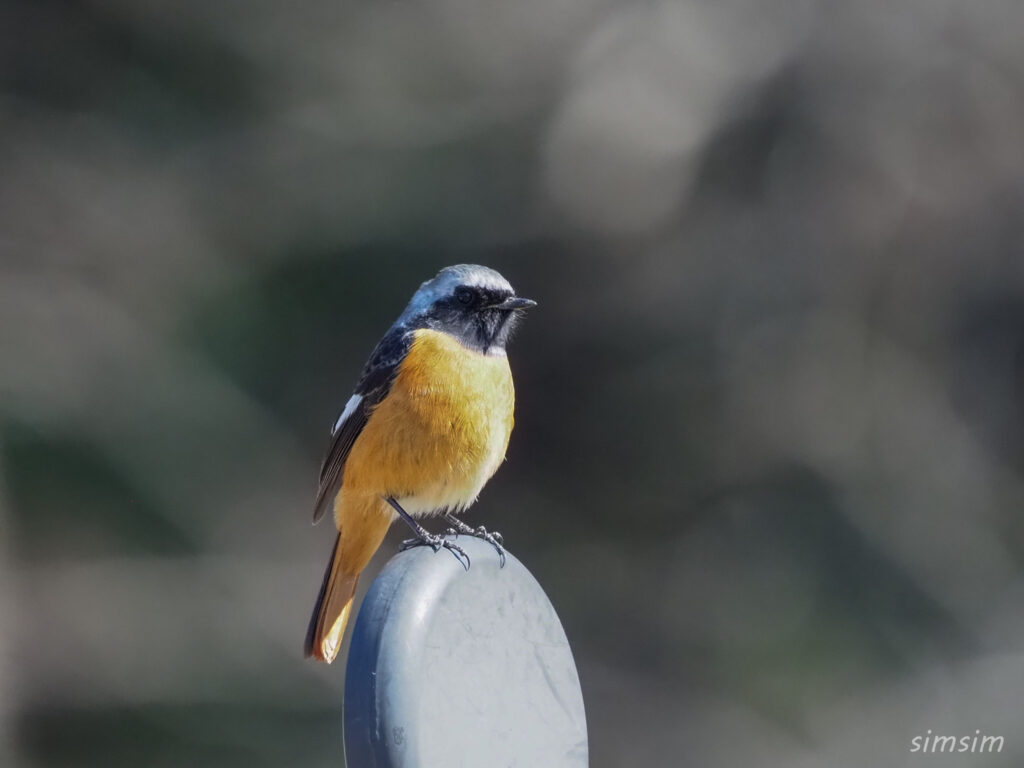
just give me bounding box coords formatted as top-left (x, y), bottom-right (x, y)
top-left (3, 0), bottom-right (1024, 765)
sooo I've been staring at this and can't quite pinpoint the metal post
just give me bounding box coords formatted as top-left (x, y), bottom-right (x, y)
top-left (344, 537), bottom-right (588, 767)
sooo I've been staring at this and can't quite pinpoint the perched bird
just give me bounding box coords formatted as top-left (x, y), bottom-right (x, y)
top-left (305, 264), bottom-right (535, 663)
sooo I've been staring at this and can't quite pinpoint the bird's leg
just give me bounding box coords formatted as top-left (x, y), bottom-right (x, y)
top-left (444, 512), bottom-right (506, 568)
top-left (386, 497), bottom-right (470, 570)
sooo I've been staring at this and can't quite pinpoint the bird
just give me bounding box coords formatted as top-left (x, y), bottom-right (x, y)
top-left (304, 264), bottom-right (535, 663)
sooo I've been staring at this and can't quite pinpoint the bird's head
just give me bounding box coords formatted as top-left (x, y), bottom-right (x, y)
top-left (398, 264), bottom-right (535, 354)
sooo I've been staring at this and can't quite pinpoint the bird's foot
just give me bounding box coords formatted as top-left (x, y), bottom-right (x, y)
top-left (444, 516), bottom-right (506, 568)
top-left (399, 531), bottom-right (470, 571)
top-left (474, 527), bottom-right (506, 568)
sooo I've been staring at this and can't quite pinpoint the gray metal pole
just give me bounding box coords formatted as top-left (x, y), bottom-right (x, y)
top-left (344, 536), bottom-right (588, 768)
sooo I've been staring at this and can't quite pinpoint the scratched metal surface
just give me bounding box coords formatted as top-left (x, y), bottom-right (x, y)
top-left (344, 537), bottom-right (588, 768)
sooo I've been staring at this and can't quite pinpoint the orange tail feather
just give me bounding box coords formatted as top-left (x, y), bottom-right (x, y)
top-left (305, 498), bottom-right (393, 663)
top-left (304, 533), bottom-right (359, 663)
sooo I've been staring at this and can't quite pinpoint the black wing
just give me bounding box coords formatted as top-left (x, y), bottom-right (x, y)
top-left (312, 328), bottom-right (412, 523)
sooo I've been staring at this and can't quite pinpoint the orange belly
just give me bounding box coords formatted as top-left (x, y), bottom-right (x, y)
top-left (336, 328), bottom-right (515, 521)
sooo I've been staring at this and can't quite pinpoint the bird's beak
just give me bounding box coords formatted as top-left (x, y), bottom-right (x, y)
top-left (491, 296), bottom-right (537, 310)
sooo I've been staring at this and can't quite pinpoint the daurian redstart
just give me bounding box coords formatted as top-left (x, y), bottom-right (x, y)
top-left (305, 264), bottom-right (535, 663)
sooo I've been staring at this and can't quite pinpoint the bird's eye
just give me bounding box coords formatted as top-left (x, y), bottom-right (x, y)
top-left (455, 287), bottom-right (475, 305)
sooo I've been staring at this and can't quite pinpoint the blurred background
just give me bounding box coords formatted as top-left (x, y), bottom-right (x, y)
top-left (3, 0), bottom-right (1024, 765)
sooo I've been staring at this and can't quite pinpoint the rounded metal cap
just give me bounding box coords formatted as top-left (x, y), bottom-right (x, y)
top-left (344, 537), bottom-right (588, 768)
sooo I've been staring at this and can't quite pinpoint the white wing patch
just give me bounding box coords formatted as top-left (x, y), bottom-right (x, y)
top-left (332, 394), bottom-right (362, 435)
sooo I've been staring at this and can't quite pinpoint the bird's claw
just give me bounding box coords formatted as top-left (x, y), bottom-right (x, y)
top-left (471, 526), bottom-right (506, 568)
top-left (400, 532), bottom-right (471, 571)
top-left (441, 514), bottom-right (507, 568)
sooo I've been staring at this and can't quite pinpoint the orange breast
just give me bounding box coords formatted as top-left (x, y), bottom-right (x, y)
top-left (337, 328), bottom-right (515, 518)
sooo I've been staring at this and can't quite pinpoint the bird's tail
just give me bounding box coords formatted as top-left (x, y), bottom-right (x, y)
top-left (304, 500), bottom-right (392, 663)
top-left (304, 532), bottom-right (356, 663)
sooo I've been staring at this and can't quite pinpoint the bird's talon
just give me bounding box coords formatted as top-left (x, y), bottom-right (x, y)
top-left (441, 514), bottom-right (506, 565)
top-left (441, 538), bottom-right (471, 570)
top-left (400, 529), bottom-right (471, 570)
top-left (476, 528), bottom-right (506, 565)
